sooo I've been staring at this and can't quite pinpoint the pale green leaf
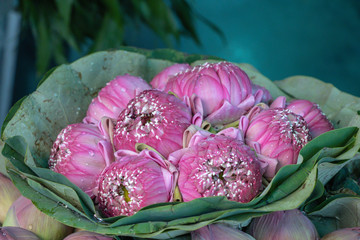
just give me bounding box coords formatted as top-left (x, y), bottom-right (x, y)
top-left (308, 196), bottom-right (360, 237)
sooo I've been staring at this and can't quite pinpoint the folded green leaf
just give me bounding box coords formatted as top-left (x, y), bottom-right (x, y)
top-left (308, 196), bottom-right (360, 237)
top-left (0, 139), bottom-right (8, 176)
top-left (258, 162), bottom-right (318, 211)
top-left (299, 127), bottom-right (357, 161)
top-left (7, 169), bottom-right (98, 230)
top-left (301, 180), bottom-right (325, 212)
top-left (26, 177), bottom-right (91, 221)
top-left (318, 156), bottom-right (360, 185)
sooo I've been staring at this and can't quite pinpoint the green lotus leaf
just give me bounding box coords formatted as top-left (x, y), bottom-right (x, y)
top-left (301, 131), bottom-right (360, 213)
top-left (1, 48), bottom-right (360, 238)
top-left (308, 196), bottom-right (360, 237)
top-left (301, 180), bottom-right (325, 212)
top-left (7, 169), bottom-right (101, 230)
top-left (0, 139), bottom-right (8, 176)
top-left (315, 129), bottom-right (360, 185)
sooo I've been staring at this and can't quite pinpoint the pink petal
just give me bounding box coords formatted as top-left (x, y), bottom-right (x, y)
top-left (205, 100), bottom-right (245, 125)
top-left (270, 96), bottom-right (286, 108)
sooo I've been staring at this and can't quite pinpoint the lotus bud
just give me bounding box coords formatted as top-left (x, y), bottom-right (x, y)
top-left (164, 61), bottom-right (257, 126)
top-left (286, 99), bottom-right (333, 138)
top-left (63, 230), bottom-right (113, 240)
top-left (248, 209), bottom-right (319, 240)
top-left (84, 74), bottom-right (151, 124)
top-left (3, 196), bottom-right (73, 240)
top-left (241, 107), bottom-right (311, 178)
top-left (113, 89), bottom-right (192, 158)
top-left (169, 128), bottom-right (262, 202)
top-left (251, 83), bottom-right (272, 104)
top-left (150, 63), bottom-right (191, 91)
top-left (49, 123), bottom-right (114, 196)
top-left (0, 173), bottom-right (21, 223)
top-left (321, 227), bottom-right (360, 240)
top-left (192, 223), bottom-right (255, 240)
top-left (97, 149), bottom-right (176, 217)
top-left (0, 226), bottom-right (41, 240)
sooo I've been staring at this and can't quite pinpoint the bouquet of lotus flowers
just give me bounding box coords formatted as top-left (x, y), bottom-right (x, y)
top-left (1, 48), bottom-right (360, 239)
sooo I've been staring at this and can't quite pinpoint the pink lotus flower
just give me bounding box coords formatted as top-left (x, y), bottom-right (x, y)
top-left (3, 196), bottom-right (73, 240)
top-left (49, 123), bottom-right (114, 196)
top-left (150, 63), bottom-right (191, 91)
top-left (169, 128), bottom-right (262, 203)
top-left (286, 99), bottom-right (333, 138)
top-left (192, 223), bottom-right (255, 240)
top-left (63, 231), bottom-right (113, 240)
top-left (113, 89), bottom-right (192, 158)
top-left (0, 227), bottom-right (41, 240)
top-left (248, 209), bottom-right (319, 240)
top-left (164, 61), bottom-right (265, 126)
top-left (0, 173), bottom-right (21, 223)
top-left (84, 74), bottom-right (150, 124)
top-left (322, 227), bottom-right (360, 240)
top-left (240, 104), bottom-right (311, 178)
top-left (97, 150), bottom-right (176, 217)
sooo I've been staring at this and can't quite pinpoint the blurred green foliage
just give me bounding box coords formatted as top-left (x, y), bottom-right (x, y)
top-left (17, 0), bottom-right (224, 74)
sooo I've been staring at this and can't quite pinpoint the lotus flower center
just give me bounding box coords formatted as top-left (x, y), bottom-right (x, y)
top-left (213, 166), bottom-right (225, 181)
top-left (272, 108), bottom-right (310, 148)
top-left (191, 142), bottom-right (260, 202)
top-left (140, 113), bottom-right (154, 125)
top-left (117, 93), bottom-right (168, 140)
top-left (120, 186), bottom-right (130, 202)
top-left (99, 167), bottom-right (144, 216)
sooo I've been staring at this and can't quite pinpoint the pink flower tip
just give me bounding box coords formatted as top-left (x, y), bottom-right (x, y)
top-left (97, 150), bottom-right (176, 217)
top-left (248, 209), bottom-right (319, 240)
top-left (49, 123), bottom-right (114, 196)
top-left (0, 227), bottom-right (41, 240)
top-left (113, 89), bottom-right (192, 158)
top-left (286, 99), bottom-right (333, 138)
top-left (164, 61), bottom-right (259, 126)
top-left (322, 227), bottom-right (360, 240)
top-left (242, 107), bottom-right (311, 178)
top-left (170, 132), bottom-right (262, 203)
top-left (192, 223), bottom-right (255, 240)
top-left (84, 74), bottom-right (150, 124)
top-left (150, 63), bottom-right (191, 91)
